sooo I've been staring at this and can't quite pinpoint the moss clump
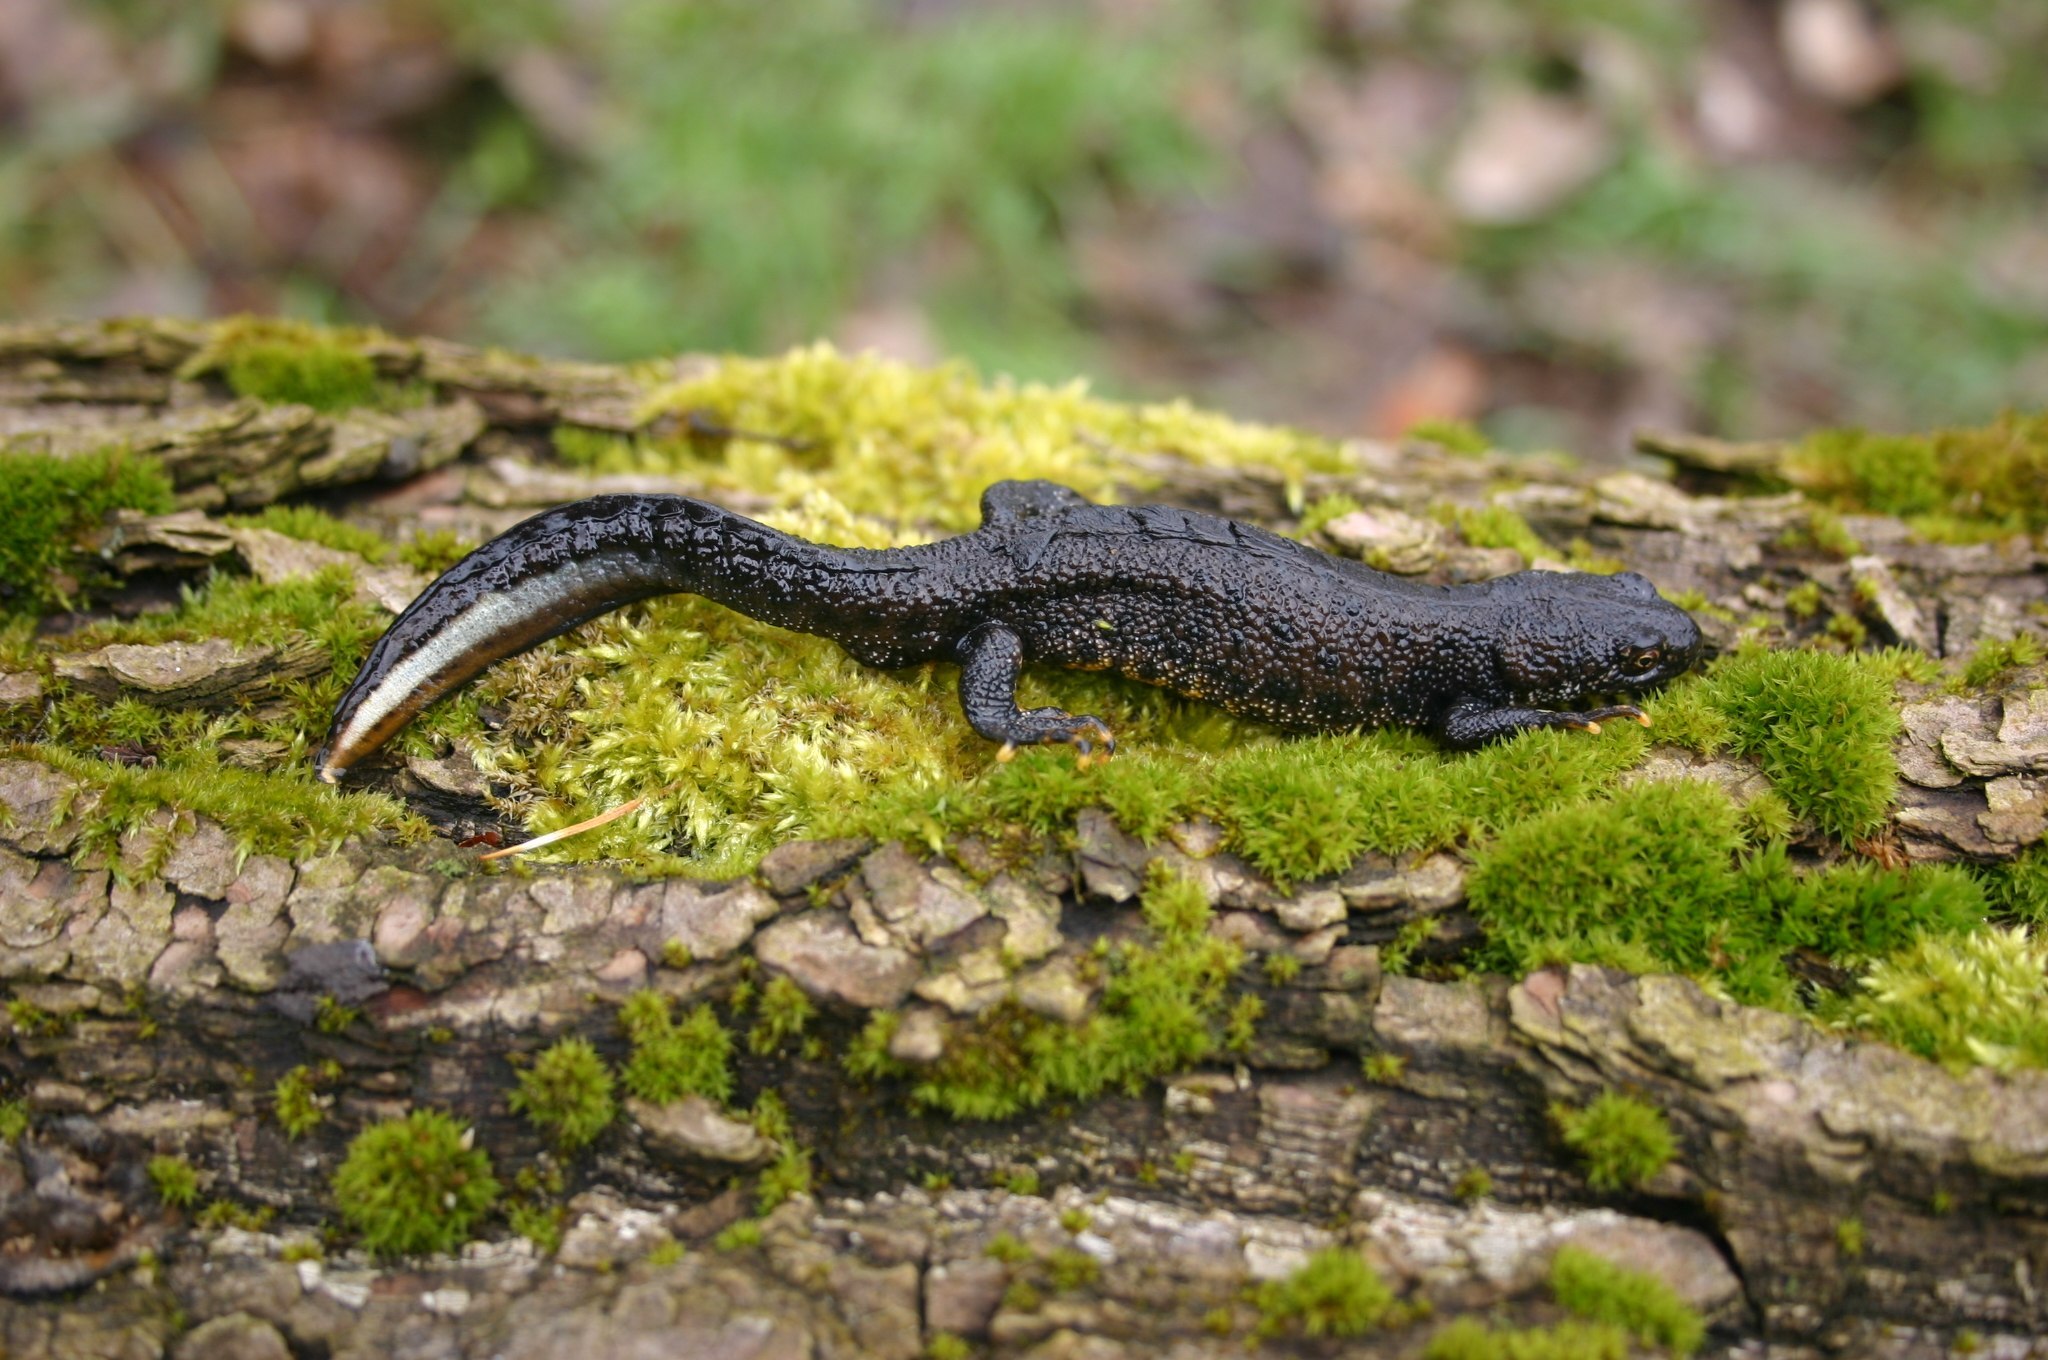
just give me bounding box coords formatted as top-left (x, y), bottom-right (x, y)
top-left (1295, 493), bottom-right (1363, 539)
top-left (331, 1110), bottom-right (499, 1258)
top-left (755, 1143), bottom-right (812, 1214)
top-left (510, 1037), bottom-right (617, 1151)
top-left (926, 1334), bottom-right (972, 1360)
top-left (1823, 927), bottom-right (2048, 1073)
top-left (1957, 633), bottom-right (2044, 690)
top-left (911, 867), bottom-right (1242, 1119)
top-left (623, 344), bottom-right (1348, 533)
top-left (619, 992), bottom-right (734, 1105)
top-left (1405, 418), bottom-right (1492, 456)
top-left (1551, 1093), bottom-right (1675, 1194)
top-left (748, 976), bottom-right (816, 1056)
top-left (1689, 647), bottom-right (1901, 841)
top-left (183, 317), bottom-right (392, 413)
top-left (1446, 504), bottom-right (1549, 562)
top-left (148, 1155), bottom-right (200, 1209)
top-left (0, 1101), bottom-right (27, 1142)
top-left (1252, 1247), bottom-right (1396, 1339)
top-left (0, 448), bottom-right (175, 617)
top-left (225, 505), bottom-right (393, 563)
top-left (1424, 1318), bottom-right (1629, 1360)
top-left (1046, 1246), bottom-right (1099, 1290)
top-left (1468, 780), bottom-right (1745, 981)
top-left (1548, 1246), bottom-right (1705, 1355)
top-left (273, 1063), bottom-right (336, 1140)
top-left (1782, 413), bottom-right (2048, 539)
top-left (984, 1232), bottom-right (1033, 1264)
top-left (714, 1219), bottom-right (763, 1251)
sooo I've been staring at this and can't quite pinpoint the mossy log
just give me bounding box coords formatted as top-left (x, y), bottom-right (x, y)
top-left (2, 319), bottom-right (2047, 1359)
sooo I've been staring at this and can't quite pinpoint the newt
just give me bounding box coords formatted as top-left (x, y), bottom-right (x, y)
top-left (315, 480), bottom-right (1701, 782)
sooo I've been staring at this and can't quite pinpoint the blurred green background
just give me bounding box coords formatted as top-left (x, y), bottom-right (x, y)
top-left (3, 0), bottom-right (2043, 453)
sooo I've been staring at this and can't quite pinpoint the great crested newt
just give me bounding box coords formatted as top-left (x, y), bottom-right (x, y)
top-left (315, 480), bottom-right (1702, 782)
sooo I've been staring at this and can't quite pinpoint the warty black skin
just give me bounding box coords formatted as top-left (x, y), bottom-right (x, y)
top-left (314, 480), bottom-right (1703, 782)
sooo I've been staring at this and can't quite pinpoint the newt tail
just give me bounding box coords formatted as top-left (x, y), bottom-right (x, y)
top-left (316, 483), bottom-right (1702, 783)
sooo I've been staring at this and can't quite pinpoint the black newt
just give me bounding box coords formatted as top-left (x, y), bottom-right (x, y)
top-left (315, 480), bottom-right (1702, 782)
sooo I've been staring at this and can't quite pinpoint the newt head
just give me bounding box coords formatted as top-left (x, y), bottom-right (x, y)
top-left (1491, 570), bottom-right (1704, 708)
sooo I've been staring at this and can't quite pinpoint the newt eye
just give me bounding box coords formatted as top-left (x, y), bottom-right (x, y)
top-left (1625, 646), bottom-right (1662, 672)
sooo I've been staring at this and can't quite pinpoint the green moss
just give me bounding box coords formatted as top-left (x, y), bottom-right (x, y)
top-left (755, 1143), bottom-right (812, 1213)
top-left (1983, 847), bottom-right (2048, 926)
top-left (910, 864), bottom-right (1241, 1120)
top-left (1047, 1246), bottom-right (1099, 1290)
top-left (1957, 634), bottom-right (2044, 690)
top-left (1295, 493), bottom-right (1363, 539)
top-left (313, 995), bottom-right (359, 1034)
top-left (1835, 1216), bottom-right (1865, 1257)
top-left (1424, 1318), bottom-right (1629, 1360)
top-left (1252, 1246), bottom-right (1395, 1339)
top-left (843, 1010), bottom-right (905, 1081)
top-left (1446, 504), bottom-right (1549, 562)
top-left (749, 976), bottom-right (816, 1056)
top-left (1693, 646), bottom-right (1900, 842)
top-left (0, 448), bottom-right (175, 617)
top-left (633, 345), bottom-right (1346, 534)
top-left (1405, 419), bottom-right (1492, 456)
top-left (398, 528), bottom-right (474, 575)
top-left (1453, 1168), bottom-right (1493, 1203)
top-left (331, 1109), bottom-right (499, 1258)
top-left (0, 1100), bottom-right (26, 1142)
top-left (1823, 927), bottom-right (2048, 1073)
top-left (1059, 1208), bottom-right (1091, 1234)
top-left (273, 1064), bottom-right (333, 1140)
top-left (6, 998), bottom-right (64, 1038)
top-left (507, 1199), bottom-right (567, 1255)
top-left (1548, 1245), bottom-right (1705, 1355)
top-left (1361, 1052), bottom-right (1407, 1084)
top-left (1223, 993), bottom-right (1264, 1051)
top-left (984, 1231), bottom-right (1033, 1264)
top-left (1140, 862), bottom-right (1210, 941)
top-left (510, 1037), bottom-right (617, 1151)
top-left (225, 505), bottom-right (393, 563)
top-left (1262, 953), bottom-right (1301, 986)
top-left (184, 317), bottom-right (394, 413)
top-left (1468, 780), bottom-right (1750, 983)
top-left (1784, 580), bottom-right (1825, 618)
top-left (1003, 1279), bottom-right (1043, 1312)
top-left (926, 1334), bottom-right (972, 1360)
top-left (620, 994), bottom-right (734, 1105)
top-left (1551, 1093), bottom-right (1675, 1194)
top-left (148, 1155), bottom-right (201, 1209)
top-left (1784, 413), bottom-right (2048, 538)
top-left (197, 1198), bottom-right (274, 1232)
top-left (714, 1219), bottom-right (763, 1251)
top-left (994, 1167), bottom-right (1040, 1196)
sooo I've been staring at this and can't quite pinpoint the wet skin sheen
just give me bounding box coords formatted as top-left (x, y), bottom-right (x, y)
top-left (315, 480), bottom-right (1703, 782)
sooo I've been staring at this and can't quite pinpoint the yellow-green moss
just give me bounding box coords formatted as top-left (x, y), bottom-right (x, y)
top-left (1547, 1246), bottom-right (1704, 1355)
top-left (1551, 1093), bottom-right (1675, 1194)
top-left (1295, 493), bottom-right (1363, 539)
top-left (273, 1063), bottom-right (334, 1140)
top-left (1445, 503), bottom-right (1549, 562)
top-left (0, 1100), bottom-right (27, 1142)
top-left (1687, 646), bottom-right (1901, 842)
top-left (1782, 412), bottom-right (2048, 539)
top-left (332, 1109), bottom-right (499, 1258)
top-left (181, 317), bottom-right (411, 414)
top-left (1425, 1318), bottom-right (1629, 1360)
top-left (1823, 927), bottom-right (2048, 1073)
top-left (909, 867), bottom-right (1242, 1120)
top-left (1957, 634), bottom-right (2044, 690)
top-left (0, 448), bottom-right (174, 617)
top-left (510, 1037), bottom-right (617, 1151)
top-left (1405, 418), bottom-right (1492, 456)
top-left (148, 1155), bottom-right (200, 1209)
top-left (225, 505), bottom-right (393, 563)
top-left (1252, 1246), bottom-right (1396, 1339)
top-left (619, 992), bottom-right (734, 1105)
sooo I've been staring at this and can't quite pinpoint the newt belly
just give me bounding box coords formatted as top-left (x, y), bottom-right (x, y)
top-left (315, 480), bottom-right (1702, 782)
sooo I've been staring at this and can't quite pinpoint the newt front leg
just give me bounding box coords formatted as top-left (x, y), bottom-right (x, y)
top-left (1435, 699), bottom-right (1651, 750)
top-left (956, 623), bottom-right (1116, 764)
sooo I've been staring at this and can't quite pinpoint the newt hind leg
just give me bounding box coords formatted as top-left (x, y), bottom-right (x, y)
top-left (1436, 699), bottom-right (1650, 750)
top-left (956, 622), bottom-right (1115, 764)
